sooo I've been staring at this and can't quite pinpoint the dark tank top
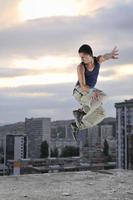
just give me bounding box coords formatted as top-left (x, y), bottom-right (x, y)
top-left (76, 56), bottom-right (100, 88)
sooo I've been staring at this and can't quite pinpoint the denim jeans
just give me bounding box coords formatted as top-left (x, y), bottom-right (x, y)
top-left (72, 85), bottom-right (108, 130)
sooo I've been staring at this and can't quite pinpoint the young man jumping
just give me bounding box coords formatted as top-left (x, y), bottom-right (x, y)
top-left (71, 44), bottom-right (119, 141)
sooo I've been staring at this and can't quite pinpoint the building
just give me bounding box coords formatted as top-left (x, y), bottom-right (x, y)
top-left (5, 134), bottom-right (28, 161)
top-left (0, 122), bottom-right (25, 150)
top-left (25, 117), bottom-right (51, 159)
top-left (99, 117), bottom-right (116, 138)
top-left (87, 125), bottom-right (100, 147)
top-left (101, 125), bottom-right (113, 142)
top-left (51, 120), bottom-right (79, 156)
top-left (100, 125), bottom-right (116, 158)
top-left (115, 99), bottom-right (133, 169)
top-left (80, 117), bottom-right (116, 163)
top-left (51, 119), bottom-right (89, 156)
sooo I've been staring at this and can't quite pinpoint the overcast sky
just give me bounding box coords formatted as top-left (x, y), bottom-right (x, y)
top-left (0, 0), bottom-right (132, 125)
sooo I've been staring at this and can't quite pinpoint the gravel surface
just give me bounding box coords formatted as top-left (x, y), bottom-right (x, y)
top-left (0, 169), bottom-right (133, 200)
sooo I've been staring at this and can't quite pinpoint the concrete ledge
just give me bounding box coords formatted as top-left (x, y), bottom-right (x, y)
top-left (0, 169), bottom-right (133, 200)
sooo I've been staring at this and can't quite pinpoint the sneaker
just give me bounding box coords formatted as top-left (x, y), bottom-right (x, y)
top-left (73, 109), bottom-right (86, 127)
top-left (70, 122), bottom-right (79, 142)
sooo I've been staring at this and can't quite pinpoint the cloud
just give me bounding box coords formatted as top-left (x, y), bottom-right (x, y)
top-left (0, 0), bottom-right (132, 124)
top-left (0, 1), bottom-right (133, 60)
top-left (0, 77), bottom-right (132, 124)
top-left (0, 82), bottom-right (75, 124)
top-left (0, 0), bottom-right (21, 29)
top-left (0, 68), bottom-right (45, 78)
top-left (0, 66), bottom-right (76, 78)
top-left (79, 0), bottom-right (123, 15)
top-left (0, 0), bottom-right (127, 30)
top-left (97, 75), bottom-right (132, 96)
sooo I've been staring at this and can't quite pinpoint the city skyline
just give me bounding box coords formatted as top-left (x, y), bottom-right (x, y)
top-left (0, 0), bottom-right (132, 125)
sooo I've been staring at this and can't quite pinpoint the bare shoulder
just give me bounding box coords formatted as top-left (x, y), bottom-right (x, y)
top-left (77, 63), bottom-right (85, 72)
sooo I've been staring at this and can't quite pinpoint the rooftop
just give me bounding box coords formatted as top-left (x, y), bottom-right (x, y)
top-left (115, 99), bottom-right (133, 107)
top-left (0, 169), bottom-right (133, 200)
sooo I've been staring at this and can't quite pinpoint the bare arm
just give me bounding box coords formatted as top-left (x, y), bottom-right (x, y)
top-left (77, 64), bottom-right (90, 93)
top-left (97, 46), bottom-right (119, 64)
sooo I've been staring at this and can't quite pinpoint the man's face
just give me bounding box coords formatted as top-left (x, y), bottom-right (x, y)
top-left (79, 53), bottom-right (93, 64)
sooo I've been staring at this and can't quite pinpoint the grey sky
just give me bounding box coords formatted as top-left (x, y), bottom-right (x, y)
top-left (0, 0), bottom-right (133, 125)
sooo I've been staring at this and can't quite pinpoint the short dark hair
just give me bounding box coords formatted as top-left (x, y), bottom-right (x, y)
top-left (78, 44), bottom-right (93, 56)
